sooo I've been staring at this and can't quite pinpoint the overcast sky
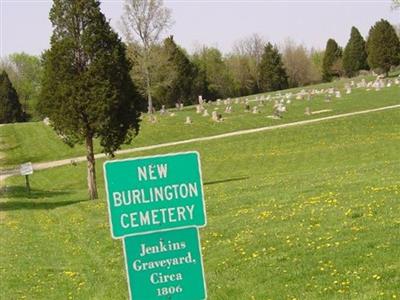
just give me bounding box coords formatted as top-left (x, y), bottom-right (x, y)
top-left (1, 0), bottom-right (399, 58)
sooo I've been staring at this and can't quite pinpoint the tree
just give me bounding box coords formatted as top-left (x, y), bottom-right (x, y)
top-left (366, 19), bottom-right (400, 76)
top-left (232, 34), bottom-right (265, 92)
top-left (310, 48), bottom-right (324, 81)
top-left (161, 36), bottom-right (197, 106)
top-left (392, 0), bottom-right (400, 10)
top-left (225, 53), bottom-right (255, 96)
top-left (121, 0), bottom-right (173, 113)
top-left (38, 0), bottom-right (142, 200)
top-left (342, 27), bottom-right (368, 77)
top-left (0, 71), bottom-right (24, 124)
top-left (192, 46), bottom-right (235, 99)
top-left (322, 38), bottom-right (342, 82)
top-left (258, 43), bottom-right (288, 92)
top-left (282, 39), bottom-right (320, 87)
top-left (2, 53), bottom-right (43, 119)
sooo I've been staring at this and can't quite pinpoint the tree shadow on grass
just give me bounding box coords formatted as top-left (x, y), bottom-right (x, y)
top-left (0, 199), bottom-right (88, 211)
top-left (3, 186), bottom-right (72, 199)
top-left (0, 186), bottom-right (88, 211)
top-left (204, 176), bottom-right (249, 186)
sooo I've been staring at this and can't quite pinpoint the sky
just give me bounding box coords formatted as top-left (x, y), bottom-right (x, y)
top-left (0, 0), bottom-right (399, 58)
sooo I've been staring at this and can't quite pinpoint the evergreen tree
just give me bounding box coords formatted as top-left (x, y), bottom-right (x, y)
top-left (258, 43), bottom-right (288, 92)
top-left (162, 36), bottom-right (196, 106)
top-left (366, 19), bottom-right (400, 75)
top-left (322, 39), bottom-right (342, 82)
top-left (38, 0), bottom-right (142, 200)
top-left (0, 71), bottom-right (24, 124)
top-left (343, 27), bottom-right (368, 77)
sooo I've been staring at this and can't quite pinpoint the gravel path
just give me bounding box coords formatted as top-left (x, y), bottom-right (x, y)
top-left (1, 104), bottom-right (399, 182)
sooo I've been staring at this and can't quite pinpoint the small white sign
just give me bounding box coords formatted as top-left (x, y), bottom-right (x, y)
top-left (20, 162), bottom-right (33, 176)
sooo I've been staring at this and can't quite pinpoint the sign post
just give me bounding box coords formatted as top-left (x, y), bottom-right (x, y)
top-left (103, 152), bottom-right (207, 300)
top-left (20, 162), bottom-right (33, 193)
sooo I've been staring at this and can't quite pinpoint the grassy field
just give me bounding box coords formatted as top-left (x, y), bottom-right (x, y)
top-left (1, 76), bottom-right (399, 168)
top-left (1, 106), bottom-right (399, 299)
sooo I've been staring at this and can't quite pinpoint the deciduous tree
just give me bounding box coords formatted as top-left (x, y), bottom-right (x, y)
top-left (121, 0), bottom-right (173, 113)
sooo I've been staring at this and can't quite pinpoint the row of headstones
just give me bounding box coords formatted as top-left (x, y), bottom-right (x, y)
top-left (148, 74), bottom-right (400, 124)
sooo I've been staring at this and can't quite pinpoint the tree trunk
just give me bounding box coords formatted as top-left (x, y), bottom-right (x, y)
top-left (85, 135), bottom-right (98, 200)
top-left (145, 67), bottom-right (153, 114)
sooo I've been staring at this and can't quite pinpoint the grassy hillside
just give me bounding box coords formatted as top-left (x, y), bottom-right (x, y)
top-left (1, 108), bottom-right (399, 299)
top-left (1, 76), bottom-right (399, 168)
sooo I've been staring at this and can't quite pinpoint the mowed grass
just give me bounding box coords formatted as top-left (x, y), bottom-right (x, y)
top-left (1, 108), bottom-right (399, 299)
top-left (1, 77), bottom-right (399, 168)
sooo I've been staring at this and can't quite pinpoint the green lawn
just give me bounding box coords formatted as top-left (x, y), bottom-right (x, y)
top-left (1, 76), bottom-right (399, 168)
top-left (1, 108), bottom-right (399, 299)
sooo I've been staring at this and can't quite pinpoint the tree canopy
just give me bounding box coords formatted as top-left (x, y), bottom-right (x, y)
top-left (0, 71), bottom-right (24, 124)
top-left (38, 0), bottom-right (142, 199)
top-left (322, 39), bottom-right (342, 82)
top-left (366, 19), bottom-right (400, 75)
top-left (258, 43), bottom-right (288, 92)
top-left (342, 27), bottom-right (368, 77)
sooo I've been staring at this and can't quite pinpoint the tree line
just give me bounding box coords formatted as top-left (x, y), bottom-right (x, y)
top-left (0, 0), bottom-right (399, 200)
top-left (1, 15), bottom-right (399, 124)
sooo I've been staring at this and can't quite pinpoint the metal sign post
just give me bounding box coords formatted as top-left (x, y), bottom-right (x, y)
top-left (20, 162), bottom-right (33, 193)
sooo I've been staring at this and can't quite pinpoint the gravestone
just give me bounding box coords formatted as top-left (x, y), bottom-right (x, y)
top-left (185, 116), bottom-right (192, 124)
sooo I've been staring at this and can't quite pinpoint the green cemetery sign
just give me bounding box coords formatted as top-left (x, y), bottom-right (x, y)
top-left (103, 152), bottom-right (206, 238)
top-left (123, 227), bottom-right (206, 300)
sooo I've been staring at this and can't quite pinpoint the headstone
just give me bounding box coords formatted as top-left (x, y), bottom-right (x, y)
top-left (196, 105), bottom-right (202, 114)
top-left (335, 91), bottom-right (342, 98)
top-left (43, 117), bottom-right (50, 126)
top-left (252, 106), bottom-right (259, 114)
top-left (185, 116), bottom-right (192, 124)
top-left (198, 95), bottom-right (203, 105)
top-left (202, 109), bottom-right (209, 117)
top-left (160, 105), bottom-right (166, 115)
top-left (211, 111), bottom-right (218, 122)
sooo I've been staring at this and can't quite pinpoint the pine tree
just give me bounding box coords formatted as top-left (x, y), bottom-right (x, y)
top-left (38, 0), bottom-right (142, 200)
top-left (343, 27), bottom-right (368, 77)
top-left (322, 39), bottom-right (342, 82)
top-left (258, 43), bottom-right (288, 92)
top-left (0, 71), bottom-right (24, 124)
top-left (367, 19), bottom-right (400, 76)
